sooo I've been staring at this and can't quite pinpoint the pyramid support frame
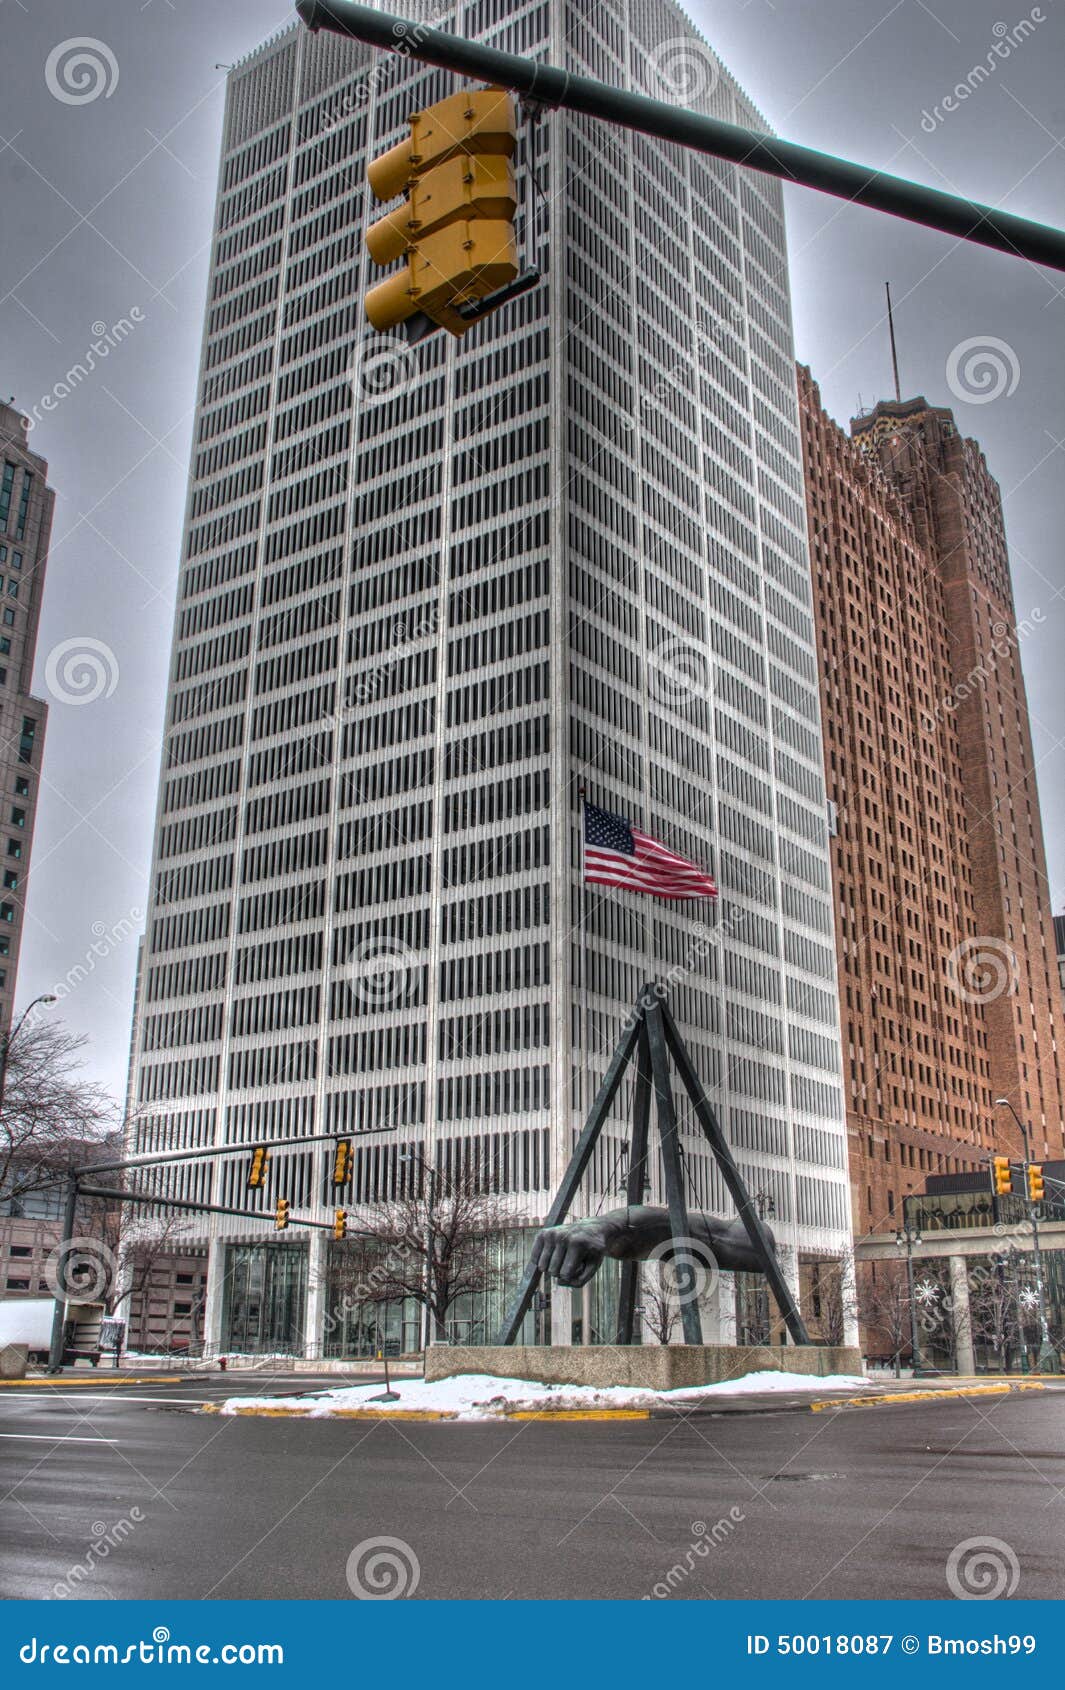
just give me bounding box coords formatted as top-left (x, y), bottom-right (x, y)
top-left (496, 990), bottom-right (811, 1347)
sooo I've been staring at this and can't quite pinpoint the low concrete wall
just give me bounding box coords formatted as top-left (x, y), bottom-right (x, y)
top-left (424, 1344), bottom-right (862, 1390)
top-left (1, 1344), bottom-right (29, 1380)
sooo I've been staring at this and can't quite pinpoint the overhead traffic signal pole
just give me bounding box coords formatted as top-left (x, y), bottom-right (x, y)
top-left (995, 1100), bottom-right (1059, 1372)
top-left (296, 0), bottom-right (1065, 273)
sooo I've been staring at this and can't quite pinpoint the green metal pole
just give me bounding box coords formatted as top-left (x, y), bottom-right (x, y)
top-left (46, 1171), bottom-right (79, 1375)
top-left (296, 0), bottom-right (1065, 272)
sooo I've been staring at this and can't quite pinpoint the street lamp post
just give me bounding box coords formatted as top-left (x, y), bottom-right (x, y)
top-left (895, 1222), bottom-right (923, 1376)
top-left (47, 1169), bottom-right (79, 1375)
top-left (0, 993), bottom-right (58, 1113)
top-left (995, 1099), bottom-right (1059, 1373)
top-left (751, 1191), bottom-right (776, 1344)
top-left (398, 1148), bottom-right (438, 1351)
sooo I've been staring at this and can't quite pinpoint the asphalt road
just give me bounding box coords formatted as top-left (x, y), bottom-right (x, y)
top-left (1, 1379), bottom-right (1062, 1601)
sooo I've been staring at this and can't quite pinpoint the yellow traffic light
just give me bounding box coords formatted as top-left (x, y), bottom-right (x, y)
top-left (366, 154), bottom-right (516, 267)
top-left (1027, 1164), bottom-right (1045, 1203)
top-left (275, 1198), bottom-right (290, 1232)
top-left (247, 1146), bottom-right (268, 1190)
top-left (367, 87), bottom-right (516, 201)
top-left (992, 1155), bottom-right (1014, 1197)
top-left (364, 87), bottom-right (523, 337)
top-left (333, 1208), bottom-right (348, 1242)
top-left (332, 1138), bottom-right (352, 1187)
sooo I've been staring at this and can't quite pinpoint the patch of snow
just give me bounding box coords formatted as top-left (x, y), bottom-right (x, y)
top-left (218, 1368), bottom-right (869, 1420)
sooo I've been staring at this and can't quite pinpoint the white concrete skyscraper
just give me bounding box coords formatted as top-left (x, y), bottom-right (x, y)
top-left (126, 0), bottom-right (852, 1357)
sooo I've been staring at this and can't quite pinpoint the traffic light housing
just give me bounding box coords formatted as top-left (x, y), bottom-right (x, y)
top-left (247, 1146), bottom-right (268, 1190)
top-left (275, 1198), bottom-right (290, 1232)
top-left (332, 1138), bottom-right (352, 1187)
top-left (1027, 1164), bottom-right (1045, 1203)
top-left (364, 87), bottom-right (524, 337)
top-left (992, 1155), bottom-right (1014, 1197)
top-left (333, 1208), bottom-right (348, 1242)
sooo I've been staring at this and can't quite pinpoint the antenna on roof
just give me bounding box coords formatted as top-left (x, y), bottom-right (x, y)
top-left (885, 281), bottom-right (902, 403)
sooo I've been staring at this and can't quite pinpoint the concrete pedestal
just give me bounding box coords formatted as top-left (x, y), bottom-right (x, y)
top-left (424, 1343), bottom-right (862, 1390)
top-left (1, 1344), bottom-right (29, 1380)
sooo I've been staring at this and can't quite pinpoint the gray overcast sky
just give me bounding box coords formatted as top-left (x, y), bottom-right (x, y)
top-left (2, 0), bottom-right (1063, 1105)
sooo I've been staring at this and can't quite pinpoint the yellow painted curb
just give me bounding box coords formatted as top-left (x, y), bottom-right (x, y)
top-left (204, 1403), bottom-right (456, 1421)
top-left (504, 1408), bottom-right (651, 1421)
top-left (223, 1404), bottom-right (312, 1417)
top-left (332, 1408), bottom-right (459, 1421)
top-left (203, 1402), bottom-right (648, 1423)
top-left (810, 1381), bottom-right (1046, 1412)
top-left (0, 1375), bottom-right (183, 1388)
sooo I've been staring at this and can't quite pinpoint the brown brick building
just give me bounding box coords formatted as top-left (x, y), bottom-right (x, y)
top-left (799, 368), bottom-right (1065, 1240)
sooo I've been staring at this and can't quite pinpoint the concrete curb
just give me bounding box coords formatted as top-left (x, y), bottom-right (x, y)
top-left (201, 1402), bottom-right (650, 1423)
top-left (200, 1380), bottom-right (1050, 1423)
top-left (809, 1381), bottom-right (1047, 1412)
top-left (0, 1375), bottom-right (183, 1388)
top-left (503, 1408), bottom-right (650, 1421)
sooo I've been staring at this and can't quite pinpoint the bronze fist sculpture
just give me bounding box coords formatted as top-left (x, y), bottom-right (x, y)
top-left (529, 1205), bottom-right (772, 1289)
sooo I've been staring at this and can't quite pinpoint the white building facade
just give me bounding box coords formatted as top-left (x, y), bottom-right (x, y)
top-left (126, 0), bottom-right (853, 1357)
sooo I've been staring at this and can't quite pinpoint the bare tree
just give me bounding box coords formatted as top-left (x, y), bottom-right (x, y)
top-left (857, 1260), bottom-right (914, 1376)
top-left (966, 1254), bottom-right (1023, 1372)
top-left (804, 1252), bottom-right (858, 1347)
top-left (637, 1262), bottom-right (679, 1345)
top-left (323, 1233), bottom-right (398, 1355)
top-left (84, 1197), bottom-right (193, 1325)
top-left (352, 1167), bottom-right (517, 1344)
top-left (0, 1020), bottom-right (114, 1204)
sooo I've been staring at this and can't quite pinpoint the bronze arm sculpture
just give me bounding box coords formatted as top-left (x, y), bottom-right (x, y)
top-left (529, 1206), bottom-right (772, 1289)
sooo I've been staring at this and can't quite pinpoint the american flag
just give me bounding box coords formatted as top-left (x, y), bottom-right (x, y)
top-left (582, 802), bottom-right (718, 901)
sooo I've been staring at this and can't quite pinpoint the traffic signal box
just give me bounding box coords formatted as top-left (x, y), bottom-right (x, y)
top-left (364, 88), bottom-right (520, 337)
top-left (333, 1209), bottom-right (348, 1241)
top-left (332, 1138), bottom-right (352, 1187)
top-left (275, 1198), bottom-right (291, 1232)
top-left (992, 1155), bottom-right (1014, 1197)
top-left (1027, 1164), bottom-right (1045, 1203)
top-left (247, 1145), bottom-right (268, 1190)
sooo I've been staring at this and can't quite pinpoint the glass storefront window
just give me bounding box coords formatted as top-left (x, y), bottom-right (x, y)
top-left (221, 1243), bottom-right (308, 1356)
top-left (323, 1228), bottom-right (547, 1357)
